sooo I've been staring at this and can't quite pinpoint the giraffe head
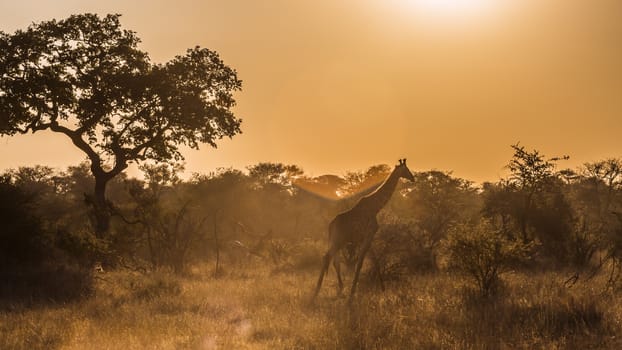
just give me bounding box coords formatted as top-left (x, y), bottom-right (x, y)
top-left (396, 158), bottom-right (415, 182)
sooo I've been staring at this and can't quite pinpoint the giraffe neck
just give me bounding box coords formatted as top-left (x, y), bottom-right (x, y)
top-left (356, 169), bottom-right (401, 215)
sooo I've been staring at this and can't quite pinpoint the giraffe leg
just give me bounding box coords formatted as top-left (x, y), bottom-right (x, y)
top-left (369, 248), bottom-right (385, 292)
top-left (349, 236), bottom-right (374, 302)
top-left (333, 253), bottom-right (344, 296)
top-left (313, 248), bottom-right (335, 298)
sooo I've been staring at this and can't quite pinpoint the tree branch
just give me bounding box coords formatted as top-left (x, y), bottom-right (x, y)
top-left (49, 120), bottom-right (102, 172)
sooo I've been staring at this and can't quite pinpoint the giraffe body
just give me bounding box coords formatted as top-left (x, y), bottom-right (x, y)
top-left (313, 159), bottom-right (414, 300)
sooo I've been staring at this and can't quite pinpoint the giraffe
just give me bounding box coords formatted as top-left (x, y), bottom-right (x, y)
top-left (313, 159), bottom-right (415, 300)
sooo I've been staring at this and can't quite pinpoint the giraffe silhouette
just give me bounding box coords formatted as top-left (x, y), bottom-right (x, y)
top-left (313, 159), bottom-right (415, 300)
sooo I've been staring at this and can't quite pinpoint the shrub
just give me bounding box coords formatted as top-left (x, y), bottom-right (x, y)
top-left (362, 220), bottom-right (437, 289)
top-left (0, 264), bottom-right (94, 307)
top-left (0, 177), bottom-right (96, 306)
top-left (443, 219), bottom-right (530, 297)
top-left (0, 179), bottom-right (48, 267)
top-left (56, 227), bottom-right (112, 266)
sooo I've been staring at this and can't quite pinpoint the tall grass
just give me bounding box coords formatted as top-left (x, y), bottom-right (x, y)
top-left (1, 261), bottom-right (621, 349)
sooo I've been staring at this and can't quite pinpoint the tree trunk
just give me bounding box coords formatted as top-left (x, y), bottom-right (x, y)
top-left (93, 175), bottom-right (111, 239)
top-left (520, 191), bottom-right (534, 244)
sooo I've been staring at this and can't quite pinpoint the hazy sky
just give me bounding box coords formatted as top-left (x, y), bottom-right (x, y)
top-left (1, 0), bottom-right (621, 182)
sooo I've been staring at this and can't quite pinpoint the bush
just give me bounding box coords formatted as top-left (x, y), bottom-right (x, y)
top-left (0, 179), bottom-right (48, 267)
top-left (443, 219), bottom-right (530, 297)
top-left (0, 178), bottom-right (96, 306)
top-left (362, 220), bottom-right (437, 289)
top-left (0, 264), bottom-right (94, 307)
top-left (56, 227), bottom-right (112, 266)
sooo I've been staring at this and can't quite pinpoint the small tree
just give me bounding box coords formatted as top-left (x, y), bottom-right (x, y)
top-left (127, 165), bottom-right (208, 273)
top-left (579, 158), bottom-right (622, 218)
top-left (398, 170), bottom-right (480, 250)
top-left (505, 143), bottom-right (568, 243)
top-left (247, 163), bottom-right (303, 190)
top-left (339, 164), bottom-right (391, 196)
top-left (572, 160), bottom-right (622, 283)
top-left (0, 14), bottom-right (242, 237)
top-left (444, 219), bottom-right (530, 297)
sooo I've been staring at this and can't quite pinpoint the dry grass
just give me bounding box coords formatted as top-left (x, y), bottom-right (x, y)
top-left (2, 260), bottom-right (622, 349)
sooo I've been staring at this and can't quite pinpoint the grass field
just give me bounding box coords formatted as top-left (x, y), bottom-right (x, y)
top-left (2, 253), bottom-right (622, 349)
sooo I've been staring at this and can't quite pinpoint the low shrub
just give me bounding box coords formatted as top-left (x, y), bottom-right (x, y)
top-left (0, 264), bottom-right (94, 308)
top-left (443, 219), bottom-right (531, 297)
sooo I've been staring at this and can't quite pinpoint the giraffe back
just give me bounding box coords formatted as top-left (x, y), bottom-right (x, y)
top-left (329, 209), bottom-right (378, 247)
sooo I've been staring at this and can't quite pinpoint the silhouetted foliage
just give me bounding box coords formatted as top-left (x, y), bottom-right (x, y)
top-left (569, 159), bottom-right (622, 284)
top-left (503, 143), bottom-right (568, 243)
top-left (339, 164), bottom-right (391, 197)
top-left (399, 170), bottom-right (480, 245)
top-left (125, 164), bottom-right (208, 273)
top-left (0, 173), bottom-right (96, 306)
top-left (0, 13), bottom-right (242, 237)
top-left (366, 216), bottom-right (437, 287)
top-left (1, 143), bottom-right (622, 299)
top-left (481, 145), bottom-right (578, 266)
top-left (444, 219), bottom-right (531, 297)
top-left (247, 163), bottom-right (303, 190)
top-left (0, 177), bottom-right (47, 267)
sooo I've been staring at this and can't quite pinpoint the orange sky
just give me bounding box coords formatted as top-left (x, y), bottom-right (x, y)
top-left (1, 0), bottom-right (621, 182)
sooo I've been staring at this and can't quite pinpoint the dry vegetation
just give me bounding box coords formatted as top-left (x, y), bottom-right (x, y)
top-left (2, 257), bottom-right (622, 349)
top-left (2, 147), bottom-right (622, 349)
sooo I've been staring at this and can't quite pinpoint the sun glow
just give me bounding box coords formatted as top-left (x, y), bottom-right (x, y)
top-left (396, 0), bottom-right (498, 19)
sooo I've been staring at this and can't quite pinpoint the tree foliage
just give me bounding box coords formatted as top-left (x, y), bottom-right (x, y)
top-left (247, 162), bottom-right (303, 190)
top-left (0, 13), bottom-right (242, 236)
top-left (484, 144), bottom-right (568, 245)
top-left (400, 170), bottom-right (479, 247)
top-left (1, 141), bottom-right (622, 290)
top-left (339, 164), bottom-right (392, 196)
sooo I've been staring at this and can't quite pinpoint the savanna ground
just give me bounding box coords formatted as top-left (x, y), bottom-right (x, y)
top-left (2, 242), bottom-right (621, 350)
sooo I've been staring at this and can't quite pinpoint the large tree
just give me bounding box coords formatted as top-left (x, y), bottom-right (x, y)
top-left (0, 14), bottom-right (242, 237)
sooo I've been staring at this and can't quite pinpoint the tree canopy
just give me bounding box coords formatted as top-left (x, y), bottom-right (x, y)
top-left (0, 13), bottom-right (243, 236)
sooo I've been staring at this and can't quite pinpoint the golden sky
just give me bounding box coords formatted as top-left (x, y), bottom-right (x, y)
top-left (1, 0), bottom-right (621, 182)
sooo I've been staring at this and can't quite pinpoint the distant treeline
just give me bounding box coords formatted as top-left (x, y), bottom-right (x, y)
top-left (1, 145), bottom-right (621, 298)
